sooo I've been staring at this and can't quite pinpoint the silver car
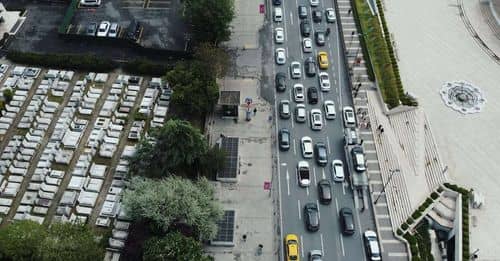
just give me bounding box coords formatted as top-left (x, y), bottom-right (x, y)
top-left (275, 48), bottom-right (286, 65)
top-left (290, 62), bottom-right (302, 79)
top-left (294, 84), bottom-right (305, 102)
top-left (275, 27), bottom-right (284, 44)
top-left (295, 104), bottom-right (306, 123)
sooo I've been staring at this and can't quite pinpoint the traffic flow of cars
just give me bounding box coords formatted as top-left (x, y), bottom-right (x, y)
top-left (273, 0), bottom-right (379, 260)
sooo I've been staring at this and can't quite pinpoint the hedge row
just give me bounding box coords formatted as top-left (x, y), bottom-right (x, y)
top-left (122, 59), bottom-right (173, 77)
top-left (58, 0), bottom-right (79, 34)
top-left (444, 183), bottom-right (471, 260)
top-left (349, 2), bottom-right (375, 81)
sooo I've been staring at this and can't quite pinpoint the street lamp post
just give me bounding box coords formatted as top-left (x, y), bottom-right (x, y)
top-left (374, 169), bottom-right (400, 204)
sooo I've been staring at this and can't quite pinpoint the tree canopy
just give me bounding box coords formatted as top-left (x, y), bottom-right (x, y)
top-left (166, 61), bottom-right (219, 119)
top-left (194, 42), bottom-right (231, 78)
top-left (183, 0), bottom-right (235, 45)
top-left (0, 221), bottom-right (104, 261)
top-left (143, 232), bottom-right (213, 261)
top-left (122, 176), bottom-right (222, 241)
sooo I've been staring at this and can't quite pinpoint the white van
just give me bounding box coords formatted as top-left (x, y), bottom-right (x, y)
top-left (274, 7), bottom-right (283, 22)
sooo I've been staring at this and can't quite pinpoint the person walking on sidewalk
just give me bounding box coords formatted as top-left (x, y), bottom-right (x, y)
top-left (253, 108), bottom-right (257, 116)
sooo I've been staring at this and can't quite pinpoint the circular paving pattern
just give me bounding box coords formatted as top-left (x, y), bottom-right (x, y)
top-left (440, 81), bottom-right (486, 114)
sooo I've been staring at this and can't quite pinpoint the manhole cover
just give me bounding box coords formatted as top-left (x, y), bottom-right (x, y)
top-left (440, 81), bottom-right (486, 114)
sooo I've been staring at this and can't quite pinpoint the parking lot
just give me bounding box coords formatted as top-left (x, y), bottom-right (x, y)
top-left (3, 0), bottom-right (188, 61)
top-left (0, 63), bottom-right (172, 259)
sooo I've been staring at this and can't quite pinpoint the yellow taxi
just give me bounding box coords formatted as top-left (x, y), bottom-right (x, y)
top-left (317, 51), bottom-right (329, 70)
top-left (285, 234), bottom-right (300, 261)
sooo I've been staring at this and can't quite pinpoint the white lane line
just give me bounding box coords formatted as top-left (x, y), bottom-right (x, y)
top-left (335, 197), bottom-right (339, 214)
top-left (313, 167), bottom-right (317, 184)
top-left (301, 48), bottom-right (304, 59)
top-left (289, 87), bottom-right (293, 101)
top-left (316, 199), bottom-right (321, 219)
top-left (343, 181), bottom-right (346, 195)
top-left (300, 235), bottom-right (305, 258)
top-left (326, 136), bottom-right (331, 154)
top-left (320, 91), bottom-right (324, 101)
top-left (298, 200), bottom-right (302, 219)
top-left (306, 187), bottom-right (309, 195)
top-left (293, 138), bottom-right (297, 155)
top-left (286, 169), bottom-right (291, 196)
top-left (290, 12), bottom-right (293, 25)
top-left (320, 233), bottom-right (325, 255)
top-left (355, 205), bottom-right (363, 235)
top-left (291, 113), bottom-right (295, 128)
top-left (339, 234), bottom-right (346, 256)
top-left (322, 168), bottom-right (326, 179)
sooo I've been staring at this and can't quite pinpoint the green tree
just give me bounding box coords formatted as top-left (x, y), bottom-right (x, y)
top-left (194, 42), bottom-right (231, 78)
top-left (199, 145), bottom-right (226, 178)
top-left (0, 220), bottom-right (47, 260)
top-left (2, 88), bottom-right (13, 104)
top-left (129, 119), bottom-right (209, 178)
top-left (122, 176), bottom-right (223, 240)
top-left (143, 232), bottom-right (213, 261)
top-left (183, 0), bottom-right (235, 45)
top-left (166, 61), bottom-right (219, 119)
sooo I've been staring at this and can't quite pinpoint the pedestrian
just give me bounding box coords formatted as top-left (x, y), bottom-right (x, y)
top-left (253, 108), bottom-right (257, 116)
top-left (242, 234), bottom-right (247, 242)
top-left (348, 9), bottom-right (352, 15)
top-left (380, 127), bottom-right (384, 133)
top-left (377, 124), bottom-right (382, 130)
top-left (360, 139), bottom-right (364, 145)
top-left (268, 115), bottom-right (272, 122)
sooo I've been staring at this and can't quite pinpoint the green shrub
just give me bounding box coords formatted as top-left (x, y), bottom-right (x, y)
top-left (2, 89), bottom-right (13, 104)
top-left (396, 228), bottom-right (403, 236)
top-left (123, 59), bottom-right (172, 76)
top-left (412, 211), bottom-right (421, 220)
top-left (58, 0), bottom-right (79, 34)
top-left (425, 198), bottom-right (433, 206)
top-left (430, 192), bottom-right (439, 200)
top-left (401, 223), bottom-right (409, 230)
top-left (406, 217), bottom-right (414, 225)
top-left (437, 186), bottom-right (444, 193)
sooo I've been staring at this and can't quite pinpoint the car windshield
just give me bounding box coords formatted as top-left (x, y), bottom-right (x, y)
top-left (319, 148), bottom-right (326, 158)
top-left (327, 105), bottom-right (334, 112)
top-left (346, 110), bottom-right (354, 118)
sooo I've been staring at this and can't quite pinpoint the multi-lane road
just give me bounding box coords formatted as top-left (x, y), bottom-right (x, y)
top-left (270, 0), bottom-right (376, 260)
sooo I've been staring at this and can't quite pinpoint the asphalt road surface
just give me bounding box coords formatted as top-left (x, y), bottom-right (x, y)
top-left (270, 0), bottom-right (376, 260)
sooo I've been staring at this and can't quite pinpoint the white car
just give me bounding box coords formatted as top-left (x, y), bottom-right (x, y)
top-left (302, 38), bottom-right (313, 53)
top-left (274, 7), bottom-right (283, 22)
top-left (275, 48), bottom-right (286, 65)
top-left (80, 0), bottom-right (101, 7)
top-left (325, 8), bottom-right (336, 23)
top-left (290, 62), bottom-right (302, 79)
top-left (108, 23), bottom-right (119, 38)
top-left (364, 230), bottom-right (382, 261)
top-left (297, 161), bottom-right (311, 187)
top-left (97, 21), bottom-right (111, 37)
top-left (301, 136), bottom-right (313, 159)
top-left (310, 0), bottom-right (320, 7)
top-left (343, 106), bottom-right (356, 127)
top-left (332, 159), bottom-right (345, 182)
top-left (318, 72), bottom-right (331, 91)
top-left (295, 104), bottom-right (306, 123)
top-left (310, 109), bottom-right (323, 131)
top-left (275, 27), bottom-right (284, 44)
top-left (293, 84), bottom-right (305, 103)
top-left (324, 100), bottom-right (336, 120)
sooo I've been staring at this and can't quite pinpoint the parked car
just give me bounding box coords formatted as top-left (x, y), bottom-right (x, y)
top-left (331, 159), bottom-right (345, 182)
top-left (351, 145), bottom-right (366, 172)
top-left (279, 100), bottom-right (291, 119)
top-left (126, 20), bottom-right (142, 41)
top-left (315, 31), bottom-right (326, 46)
top-left (274, 7), bottom-right (283, 22)
top-left (343, 106), bottom-right (356, 127)
top-left (308, 86), bottom-right (319, 104)
top-left (310, 109), bottom-right (323, 131)
top-left (318, 72), bottom-right (331, 91)
top-left (298, 5), bottom-right (308, 19)
top-left (97, 21), bottom-right (110, 37)
top-left (344, 127), bottom-right (359, 145)
top-left (294, 84), bottom-right (305, 102)
top-left (275, 72), bottom-right (287, 92)
top-left (273, 0), bottom-right (282, 5)
top-left (317, 51), bottom-right (329, 69)
top-left (300, 20), bottom-right (312, 37)
top-left (303, 38), bottom-right (313, 53)
top-left (325, 8), bottom-right (336, 23)
top-left (80, 0), bottom-right (101, 7)
top-left (275, 27), bottom-right (285, 43)
top-left (304, 203), bottom-right (320, 231)
top-left (305, 57), bottom-right (316, 77)
top-left (290, 62), bottom-right (302, 79)
top-left (309, 250), bottom-right (323, 261)
top-left (312, 10), bottom-right (322, 23)
top-left (310, 0), bottom-right (320, 6)
top-left (275, 48), bottom-right (286, 65)
top-left (324, 100), bottom-right (336, 119)
top-left (86, 22), bottom-right (98, 36)
top-left (295, 104), bottom-right (307, 123)
top-left (279, 128), bottom-right (291, 151)
top-left (340, 207), bottom-right (355, 235)
top-left (285, 234), bottom-right (300, 261)
top-left (108, 23), bottom-right (119, 38)
top-left (301, 136), bottom-right (313, 159)
top-left (318, 179), bottom-right (332, 204)
top-left (314, 142), bottom-right (328, 166)
top-left (364, 230), bottom-right (382, 261)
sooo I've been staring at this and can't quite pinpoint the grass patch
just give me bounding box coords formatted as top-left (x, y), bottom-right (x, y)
top-left (93, 156), bottom-right (112, 166)
top-left (16, 128), bottom-right (29, 136)
top-left (47, 94), bottom-right (64, 104)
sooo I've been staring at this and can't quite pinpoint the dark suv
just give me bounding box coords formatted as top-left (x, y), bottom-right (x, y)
top-left (315, 31), bottom-right (326, 46)
top-left (304, 57), bottom-right (316, 77)
top-left (314, 142), bottom-right (327, 166)
top-left (307, 86), bottom-right (319, 104)
top-left (275, 72), bottom-right (286, 92)
top-left (318, 180), bottom-right (332, 204)
top-left (298, 5), bottom-right (308, 19)
top-left (300, 20), bottom-right (311, 37)
top-left (312, 10), bottom-right (322, 23)
top-left (304, 203), bottom-right (320, 232)
top-left (340, 207), bottom-right (355, 235)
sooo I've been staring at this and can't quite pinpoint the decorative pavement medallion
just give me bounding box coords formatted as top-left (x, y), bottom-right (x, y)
top-left (440, 81), bottom-right (486, 114)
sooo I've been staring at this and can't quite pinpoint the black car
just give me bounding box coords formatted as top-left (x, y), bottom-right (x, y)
top-left (279, 128), bottom-right (290, 151)
top-left (273, 0), bottom-right (281, 5)
top-left (304, 203), bottom-right (320, 232)
top-left (300, 20), bottom-right (311, 37)
top-left (315, 31), bottom-right (326, 46)
top-left (275, 72), bottom-right (286, 92)
top-left (312, 10), bottom-right (322, 23)
top-left (314, 142), bottom-right (327, 166)
top-left (340, 207), bottom-right (355, 235)
top-left (304, 57), bottom-right (316, 77)
top-left (298, 5), bottom-right (308, 19)
top-left (307, 86), bottom-right (319, 104)
top-left (318, 180), bottom-right (332, 204)
top-left (126, 20), bottom-right (142, 41)
top-left (86, 22), bottom-right (97, 36)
